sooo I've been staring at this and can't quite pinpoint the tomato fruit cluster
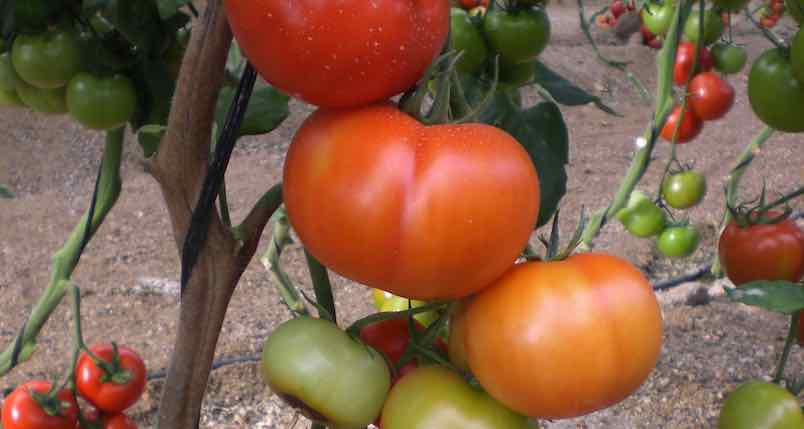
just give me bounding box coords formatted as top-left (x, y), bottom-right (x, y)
top-left (595, 0), bottom-right (636, 29)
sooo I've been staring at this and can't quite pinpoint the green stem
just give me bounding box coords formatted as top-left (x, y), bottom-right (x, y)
top-left (773, 312), bottom-right (799, 384)
top-left (710, 127), bottom-right (773, 275)
top-left (758, 187), bottom-right (804, 213)
top-left (304, 251), bottom-right (336, 324)
top-left (259, 207), bottom-right (309, 316)
top-left (0, 128), bottom-right (124, 376)
top-left (578, 0), bottom-right (690, 250)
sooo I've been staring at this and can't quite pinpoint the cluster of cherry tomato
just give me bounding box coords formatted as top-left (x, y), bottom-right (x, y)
top-left (2, 343), bottom-right (146, 429)
top-left (222, 0), bottom-right (663, 427)
top-left (595, 0), bottom-right (637, 30)
top-left (757, 0), bottom-right (786, 28)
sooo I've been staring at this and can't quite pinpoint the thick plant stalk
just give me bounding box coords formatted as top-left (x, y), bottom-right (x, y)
top-left (148, 1), bottom-right (281, 427)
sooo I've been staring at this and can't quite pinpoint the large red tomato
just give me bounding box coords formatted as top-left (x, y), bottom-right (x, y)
top-left (718, 213), bottom-right (804, 286)
top-left (1, 380), bottom-right (79, 429)
top-left (283, 104), bottom-right (540, 300)
top-left (673, 42), bottom-right (714, 86)
top-left (462, 253), bottom-right (663, 419)
top-left (224, 0), bottom-right (450, 108)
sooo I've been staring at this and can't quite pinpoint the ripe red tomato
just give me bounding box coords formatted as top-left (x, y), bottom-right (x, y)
top-left (687, 72), bottom-right (735, 121)
top-left (76, 343), bottom-right (147, 414)
top-left (283, 104), bottom-right (540, 300)
top-left (673, 42), bottom-right (714, 86)
top-left (611, 0), bottom-right (627, 18)
top-left (660, 105), bottom-right (703, 143)
top-left (225, 1), bottom-right (449, 108)
top-left (81, 413), bottom-right (139, 429)
top-left (1, 380), bottom-right (79, 429)
top-left (459, 0), bottom-right (489, 8)
top-left (358, 317), bottom-right (446, 381)
top-left (463, 253), bottom-right (663, 418)
top-left (718, 213), bottom-right (804, 286)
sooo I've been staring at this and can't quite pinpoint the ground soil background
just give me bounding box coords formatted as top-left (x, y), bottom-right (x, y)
top-left (1, 3), bottom-right (803, 428)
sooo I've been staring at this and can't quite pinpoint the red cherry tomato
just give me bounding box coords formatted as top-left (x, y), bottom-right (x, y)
top-left (81, 412), bottom-right (139, 429)
top-left (359, 317), bottom-right (446, 381)
top-left (673, 42), bottom-right (714, 86)
top-left (225, 1), bottom-right (450, 108)
top-left (660, 105), bottom-right (703, 143)
top-left (611, 0), bottom-right (627, 18)
top-left (76, 343), bottom-right (147, 414)
top-left (687, 72), bottom-right (735, 120)
top-left (1, 380), bottom-right (79, 429)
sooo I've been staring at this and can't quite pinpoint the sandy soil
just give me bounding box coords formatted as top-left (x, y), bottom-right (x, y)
top-left (0, 3), bottom-right (802, 428)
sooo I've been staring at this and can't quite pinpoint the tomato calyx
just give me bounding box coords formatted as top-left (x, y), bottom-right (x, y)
top-left (27, 387), bottom-right (74, 417)
top-left (530, 208), bottom-right (589, 262)
top-left (726, 186), bottom-right (800, 228)
top-left (84, 342), bottom-right (134, 386)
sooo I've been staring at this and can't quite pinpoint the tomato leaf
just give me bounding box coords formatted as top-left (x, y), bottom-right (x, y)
top-left (501, 102), bottom-right (569, 227)
top-left (533, 61), bottom-right (618, 116)
top-left (725, 281), bottom-right (804, 314)
top-left (101, 0), bottom-right (166, 55)
top-left (156, 0), bottom-right (193, 19)
top-left (129, 57), bottom-right (176, 130)
top-left (0, 0), bottom-right (15, 39)
top-left (0, 184), bottom-right (13, 199)
top-left (215, 85), bottom-right (289, 139)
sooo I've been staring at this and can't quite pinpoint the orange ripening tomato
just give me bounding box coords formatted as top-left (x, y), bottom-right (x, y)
top-left (224, 0), bottom-right (449, 108)
top-left (463, 253), bottom-right (663, 419)
top-left (283, 104), bottom-right (540, 300)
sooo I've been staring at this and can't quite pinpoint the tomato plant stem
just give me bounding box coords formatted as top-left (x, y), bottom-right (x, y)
top-left (773, 312), bottom-right (800, 384)
top-left (305, 251), bottom-right (336, 324)
top-left (0, 128), bottom-right (124, 376)
top-left (710, 126), bottom-right (773, 275)
top-left (758, 187), bottom-right (804, 213)
top-left (260, 207), bottom-right (310, 317)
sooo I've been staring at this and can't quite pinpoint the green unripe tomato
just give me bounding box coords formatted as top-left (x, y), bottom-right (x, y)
top-left (748, 48), bottom-right (804, 133)
top-left (15, 80), bottom-right (67, 114)
top-left (711, 44), bottom-right (747, 75)
top-left (0, 88), bottom-right (23, 107)
top-left (661, 170), bottom-right (706, 209)
top-left (0, 52), bottom-right (20, 92)
top-left (792, 29), bottom-right (804, 86)
top-left (12, 29), bottom-right (81, 89)
top-left (498, 61), bottom-right (536, 89)
top-left (450, 8), bottom-right (489, 74)
top-left (381, 366), bottom-right (533, 429)
top-left (260, 317), bottom-right (390, 429)
top-left (641, 2), bottom-right (675, 36)
top-left (657, 225), bottom-right (700, 258)
top-left (718, 381), bottom-right (804, 429)
top-left (683, 9), bottom-right (724, 46)
top-left (616, 190), bottom-right (666, 238)
top-left (66, 73), bottom-right (137, 130)
top-left (483, 8), bottom-right (551, 65)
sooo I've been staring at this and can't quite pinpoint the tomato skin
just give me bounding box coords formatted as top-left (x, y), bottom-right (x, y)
top-left (711, 44), bottom-right (747, 74)
top-left (616, 191), bottom-right (666, 238)
top-left (1, 380), bottom-right (79, 429)
top-left (661, 170), bottom-right (706, 209)
top-left (718, 381), bottom-right (804, 429)
top-left (381, 366), bottom-right (532, 429)
top-left (687, 72), bottom-right (734, 121)
top-left (67, 73), bottom-right (137, 130)
top-left (358, 318), bottom-right (446, 381)
top-left (459, 0), bottom-right (488, 9)
top-left (378, 295), bottom-right (438, 327)
top-left (657, 225), bottom-right (700, 258)
top-left (11, 29), bottom-right (81, 89)
top-left (225, 0), bottom-right (449, 108)
top-left (791, 29), bottom-right (804, 86)
top-left (641, 2), bottom-right (674, 36)
top-left (447, 300), bottom-right (471, 372)
top-left (483, 8), bottom-right (551, 65)
top-left (261, 317), bottom-right (390, 429)
top-left (660, 105), bottom-right (703, 143)
top-left (0, 52), bottom-right (20, 92)
top-left (82, 413), bottom-right (139, 429)
top-left (748, 48), bottom-right (804, 133)
top-left (0, 87), bottom-right (23, 106)
top-left (76, 343), bottom-right (147, 414)
top-left (463, 253), bottom-right (663, 418)
top-left (673, 42), bottom-right (714, 86)
top-left (283, 104), bottom-right (540, 300)
top-left (450, 8), bottom-right (489, 74)
top-left (16, 80), bottom-right (67, 114)
top-left (611, 0), bottom-right (627, 18)
top-left (718, 214), bottom-right (804, 286)
top-left (683, 8), bottom-right (724, 45)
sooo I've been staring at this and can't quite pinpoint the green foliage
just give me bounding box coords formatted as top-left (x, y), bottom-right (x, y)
top-left (533, 61), bottom-right (617, 115)
top-left (214, 85), bottom-right (290, 140)
top-left (726, 281), bottom-right (804, 314)
top-left (0, 184), bottom-right (13, 199)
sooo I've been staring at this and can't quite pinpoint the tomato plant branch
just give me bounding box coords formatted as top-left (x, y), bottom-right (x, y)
top-left (773, 312), bottom-right (800, 384)
top-left (743, 7), bottom-right (787, 51)
top-left (0, 129), bottom-right (124, 377)
top-left (260, 207), bottom-right (309, 316)
top-left (304, 251), bottom-right (336, 324)
top-left (577, 0), bottom-right (652, 103)
top-left (579, 0), bottom-right (689, 250)
top-left (758, 186), bottom-right (804, 213)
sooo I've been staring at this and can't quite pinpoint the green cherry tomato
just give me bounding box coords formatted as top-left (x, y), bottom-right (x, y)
top-left (16, 80), bottom-right (67, 113)
top-left (67, 73), bottom-right (137, 130)
top-left (616, 190), bottom-right (666, 238)
top-left (748, 48), bottom-right (804, 133)
top-left (260, 317), bottom-right (390, 429)
top-left (657, 225), bottom-right (700, 258)
top-left (451, 8), bottom-right (488, 74)
top-left (379, 294), bottom-right (438, 327)
top-left (0, 52), bottom-right (21, 92)
top-left (483, 8), bottom-right (551, 65)
top-left (711, 44), bottom-right (747, 75)
top-left (718, 381), bottom-right (804, 429)
top-left (661, 170), bottom-right (706, 209)
top-left (499, 61), bottom-right (536, 89)
top-left (787, 0), bottom-right (804, 23)
top-left (381, 366), bottom-right (533, 429)
top-left (683, 9), bottom-right (724, 46)
top-left (0, 88), bottom-right (23, 106)
top-left (712, 0), bottom-right (750, 11)
top-left (12, 29), bottom-right (81, 89)
top-left (792, 29), bottom-right (804, 86)
top-left (641, 2), bottom-right (675, 36)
